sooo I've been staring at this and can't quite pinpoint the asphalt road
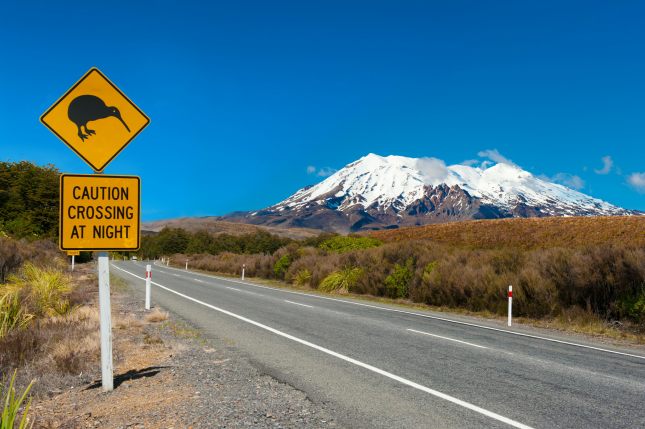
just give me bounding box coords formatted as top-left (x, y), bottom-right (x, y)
top-left (111, 261), bottom-right (645, 429)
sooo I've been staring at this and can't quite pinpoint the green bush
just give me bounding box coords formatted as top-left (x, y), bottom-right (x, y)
top-left (319, 267), bottom-right (364, 293)
top-left (319, 236), bottom-right (381, 253)
top-left (273, 255), bottom-right (291, 279)
top-left (385, 258), bottom-right (413, 299)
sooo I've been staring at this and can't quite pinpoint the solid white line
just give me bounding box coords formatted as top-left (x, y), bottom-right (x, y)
top-left (111, 264), bottom-right (533, 429)
top-left (407, 329), bottom-right (488, 349)
top-left (150, 262), bottom-right (645, 361)
top-left (284, 300), bottom-right (313, 308)
top-left (194, 279), bottom-right (204, 283)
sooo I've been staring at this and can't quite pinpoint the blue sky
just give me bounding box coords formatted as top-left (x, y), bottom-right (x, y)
top-left (1, 0), bottom-right (643, 220)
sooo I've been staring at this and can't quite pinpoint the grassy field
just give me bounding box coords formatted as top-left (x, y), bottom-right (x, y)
top-left (369, 216), bottom-right (645, 249)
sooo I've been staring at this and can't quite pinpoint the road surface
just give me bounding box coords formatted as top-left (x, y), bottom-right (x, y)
top-left (111, 261), bottom-right (645, 429)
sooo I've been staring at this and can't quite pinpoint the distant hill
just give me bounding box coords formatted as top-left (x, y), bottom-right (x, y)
top-left (368, 216), bottom-right (645, 249)
top-left (141, 217), bottom-right (319, 240)
top-left (223, 153), bottom-right (641, 233)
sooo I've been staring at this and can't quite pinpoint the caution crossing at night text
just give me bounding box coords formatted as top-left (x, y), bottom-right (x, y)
top-left (59, 174), bottom-right (140, 251)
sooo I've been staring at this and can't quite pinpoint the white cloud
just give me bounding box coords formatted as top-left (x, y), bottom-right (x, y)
top-left (548, 173), bottom-right (585, 190)
top-left (416, 157), bottom-right (449, 184)
top-left (594, 156), bottom-right (613, 175)
top-left (477, 149), bottom-right (518, 167)
top-left (316, 167), bottom-right (337, 177)
top-left (627, 172), bottom-right (645, 193)
top-left (307, 165), bottom-right (336, 177)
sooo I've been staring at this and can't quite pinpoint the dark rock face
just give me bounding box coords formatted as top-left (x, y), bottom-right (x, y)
top-left (221, 184), bottom-right (574, 233)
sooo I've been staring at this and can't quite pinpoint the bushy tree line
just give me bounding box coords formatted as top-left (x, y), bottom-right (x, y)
top-left (139, 227), bottom-right (293, 259)
top-left (0, 161), bottom-right (59, 239)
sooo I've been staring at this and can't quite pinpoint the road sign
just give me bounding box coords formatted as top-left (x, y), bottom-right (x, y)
top-left (59, 174), bottom-right (140, 251)
top-left (41, 68), bottom-right (150, 172)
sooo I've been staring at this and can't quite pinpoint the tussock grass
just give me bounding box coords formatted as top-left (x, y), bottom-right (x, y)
top-left (1, 263), bottom-right (73, 340)
top-left (145, 309), bottom-right (169, 323)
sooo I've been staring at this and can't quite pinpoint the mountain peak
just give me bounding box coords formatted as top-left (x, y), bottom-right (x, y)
top-left (226, 153), bottom-right (638, 232)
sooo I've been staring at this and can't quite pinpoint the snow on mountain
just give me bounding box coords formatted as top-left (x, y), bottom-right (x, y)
top-left (273, 153), bottom-right (627, 217)
top-left (221, 153), bottom-right (638, 232)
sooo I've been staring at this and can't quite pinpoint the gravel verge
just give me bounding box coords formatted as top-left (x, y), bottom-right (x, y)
top-left (34, 268), bottom-right (341, 428)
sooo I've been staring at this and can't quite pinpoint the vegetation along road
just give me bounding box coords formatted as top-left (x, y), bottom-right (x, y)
top-left (112, 260), bottom-right (645, 429)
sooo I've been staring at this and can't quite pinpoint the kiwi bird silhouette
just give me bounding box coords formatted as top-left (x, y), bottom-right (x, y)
top-left (68, 95), bottom-right (130, 141)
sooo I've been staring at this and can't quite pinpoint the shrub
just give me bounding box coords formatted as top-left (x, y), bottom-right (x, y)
top-left (319, 267), bottom-right (364, 293)
top-left (385, 258), bottom-right (414, 299)
top-left (273, 255), bottom-right (291, 279)
top-left (319, 236), bottom-right (381, 253)
top-left (293, 269), bottom-right (312, 286)
top-left (10, 263), bottom-right (72, 317)
top-left (0, 289), bottom-right (34, 339)
top-left (0, 238), bottom-right (23, 284)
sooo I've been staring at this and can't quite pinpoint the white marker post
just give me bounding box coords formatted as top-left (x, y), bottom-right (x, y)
top-left (507, 285), bottom-right (513, 327)
top-left (97, 252), bottom-right (113, 391)
top-left (185, 260), bottom-right (188, 270)
top-left (242, 264), bottom-right (245, 280)
top-left (145, 264), bottom-right (152, 310)
top-left (71, 255), bottom-right (75, 272)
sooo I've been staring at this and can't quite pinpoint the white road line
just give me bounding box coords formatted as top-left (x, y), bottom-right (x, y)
top-left (194, 279), bottom-right (204, 283)
top-left (284, 300), bottom-right (313, 308)
top-left (151, 262), bottom-right (645, 361)
top-left (226, 286), bottom-right (259, 295)
top-left (111, 264), bottom-right (533, 429)
top-left (407, 329), bottom-right (488, 349)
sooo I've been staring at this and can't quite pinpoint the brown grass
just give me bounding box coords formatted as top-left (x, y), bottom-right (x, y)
top-left (369, 216), bottom-right (645, 249)
top-left (145, 309), bottom-right (169, 323)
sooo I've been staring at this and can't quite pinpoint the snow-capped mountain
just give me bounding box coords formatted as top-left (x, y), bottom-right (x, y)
top-left (226, 154), bottom-right (638, 232)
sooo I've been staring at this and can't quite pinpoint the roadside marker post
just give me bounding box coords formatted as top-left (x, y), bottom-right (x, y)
top-left (242, 264), bottom-right (246, 280)
top-left (41, 67), bottom-right (149, 393)
top-left (185, 260), bottom-right (188, 270)
top-left (145, 264), bottom-right (152, 310)
top-left (508, 285), bottom-right (513, 327)
top-left (72, 255), bottom-right (75, 271)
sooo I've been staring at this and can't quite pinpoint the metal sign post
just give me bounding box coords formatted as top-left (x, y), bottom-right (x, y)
top-left (98, 252), bottom-right (113, 391)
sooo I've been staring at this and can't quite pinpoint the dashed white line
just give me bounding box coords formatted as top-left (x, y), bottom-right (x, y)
top-left (226, 286), bottom-right (259, 295)
top-left (194, 278), bottom-right (204, 283)
top-left (407, 329), bottom-right (488, 349)
top-left (284, 300), bottom-right (313, 308)
top-left (150, 262), bottom-right (645, 361)
top-left (111, 264), bottom-right (533, 429)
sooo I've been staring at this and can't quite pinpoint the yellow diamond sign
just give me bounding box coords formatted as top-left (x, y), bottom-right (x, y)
top-left (41, 68), bottom-right (150, 172)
